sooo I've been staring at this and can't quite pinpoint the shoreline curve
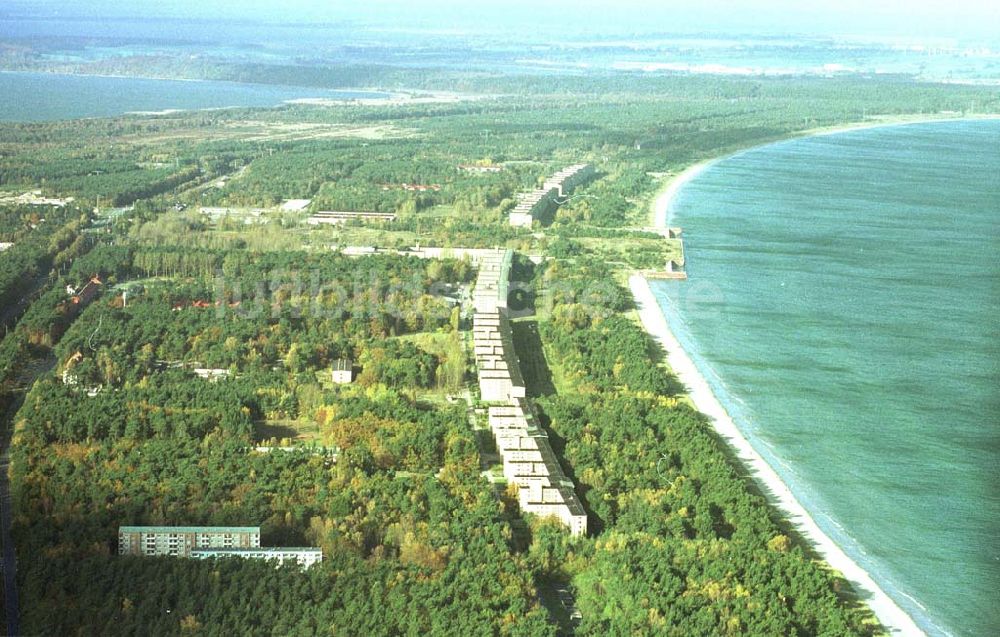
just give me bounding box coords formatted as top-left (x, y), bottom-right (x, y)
top-left (648, 114), bottom-right (1000, 227)
top-left (630, 274), bottom-right (925, 636)
top-left (628, 118), bottom-right (994, 636)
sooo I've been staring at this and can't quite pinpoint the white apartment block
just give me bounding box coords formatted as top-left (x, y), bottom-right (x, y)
top-left (191, 547), bottom-right (323, 569)
top-left (118, 526), bottom-right (260, 557)
top-left (472, 251), bottom-right (587, 536)
top-left (118, 526), bottom-right (322, 569)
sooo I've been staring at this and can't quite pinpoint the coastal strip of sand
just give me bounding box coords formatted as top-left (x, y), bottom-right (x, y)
top-left (651, 160), bottom-right (716, 227)
top-left (632, 158), bottom-right (927, 636)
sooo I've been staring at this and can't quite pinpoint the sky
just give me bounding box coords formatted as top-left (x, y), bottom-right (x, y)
top-left (5, 1), bottom-right (1000, 41)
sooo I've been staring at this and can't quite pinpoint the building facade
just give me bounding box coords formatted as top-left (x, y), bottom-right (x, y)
top-left (118, 526), bottom-right (260, 558)
top-left (331, 359), bottom-right (354, 384)
top-left (117, 526), bottom-right (323, 569)
top-left (471, 253), bottom-right (587, 536)
top-left (508, 164), bottom-right (594, 228)
top-left (191, 547), bottom-right (323, 568)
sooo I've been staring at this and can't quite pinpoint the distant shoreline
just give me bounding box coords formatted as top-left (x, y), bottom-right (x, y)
top-left (648, 113), bottom-right (1000, 227)
top-left (628, 116), bottom-right (1000, 637)
top-left (284, 90), bottom-right (482, 108)
top-left (0, 70), bottom-right (403, 122)
top-left (0, 69), bottom-right (210, 84)
top-left (0, 69), bottom-right (466, 105)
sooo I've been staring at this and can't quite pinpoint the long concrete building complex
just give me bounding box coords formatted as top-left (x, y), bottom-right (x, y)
top-left (509, 164), bottom-right (595, 228)
top-left (489, 398), bottom-right (587, 535)
top-left (472, 250), bottom-right (587, 535)
top-left (472, 249), bottom-right (512, 315)
top-left (475, 310), bottom-right (527, 402)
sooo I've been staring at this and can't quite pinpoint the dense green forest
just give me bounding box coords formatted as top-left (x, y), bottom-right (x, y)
top-left (7, 246), bottom-right (553, 636)
top-left (2, 70), bottom-right (991, 635)
top-left (0, 205), bottom-right (88, 310)
top-left (527, 258), bottom-right (875, 634)
top-left (2, 248), bottom-right (882, 635)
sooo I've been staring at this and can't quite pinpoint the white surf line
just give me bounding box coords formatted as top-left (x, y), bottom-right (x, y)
top-left (651, 160), bottom-right (716, 227)
top-left (633, 157), bottom-right (928, 636)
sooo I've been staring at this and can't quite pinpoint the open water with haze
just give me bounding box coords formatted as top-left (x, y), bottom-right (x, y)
top-left (0, 72), bottom-right (387, 121)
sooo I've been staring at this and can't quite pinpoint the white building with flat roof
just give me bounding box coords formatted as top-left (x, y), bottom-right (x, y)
top-left (471, 251), bottom-right (587, 536)
top-left (472, 249), bottom-right (512, 314)
top-left (117, 525), bottom-right (322, 569)
top-left (280, 199), bottom-right (312, 212)
top-left (191, 547), bottom-right (323, 569)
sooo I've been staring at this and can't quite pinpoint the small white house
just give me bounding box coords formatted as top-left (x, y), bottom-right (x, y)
top-left (331, 359), bottom-right (354, 384)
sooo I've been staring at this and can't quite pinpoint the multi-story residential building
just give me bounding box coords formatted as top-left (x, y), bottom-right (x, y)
top-left (117, 526), bottom-right (323, 569)
top-left (471, 249), bottom-right (511, 314)
top-left (191, 547), bottom-right (323, 569)
top-left (471, 255), bottom-right (587, 536)
top-left (118, 526), bottom-right (260, 558)
top-left (509, 164), bottom-right (594, 228)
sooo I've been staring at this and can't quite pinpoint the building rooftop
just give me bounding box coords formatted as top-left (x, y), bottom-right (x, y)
top-left (119, 525), bottom-right (260, 535)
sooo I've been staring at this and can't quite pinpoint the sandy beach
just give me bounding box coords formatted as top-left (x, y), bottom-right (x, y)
top-left (650, 160), bottom-right (717, 227)
top-left (633, 158), bottom-right (927, 635)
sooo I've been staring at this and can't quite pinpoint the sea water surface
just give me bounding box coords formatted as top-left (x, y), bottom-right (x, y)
top-left (651, 120), bottom-right (999, 637)
top-left (0, 71), bottom-right (388, 122)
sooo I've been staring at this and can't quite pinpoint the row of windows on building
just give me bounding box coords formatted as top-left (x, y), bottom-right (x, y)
top-left (118, 526), bottom-right (321, 569)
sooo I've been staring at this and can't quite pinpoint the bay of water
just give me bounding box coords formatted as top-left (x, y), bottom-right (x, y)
top-left (652, 120), bottom-right (999, 637)
top-left (0, 71), bottom-right (387, 122)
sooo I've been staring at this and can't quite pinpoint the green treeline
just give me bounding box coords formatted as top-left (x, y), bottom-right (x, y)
top-left (0, 205), bottom-right (86, 310)
top-left (2, 160), bottom-right (203, 207)
top-left (9, 249), bottom-right (557, 635)
top-left (0, 231), bottom-right (119, 389)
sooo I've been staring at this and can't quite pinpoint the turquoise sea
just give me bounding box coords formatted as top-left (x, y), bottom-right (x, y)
top-left (651, 120), bottom-right (999, 637)
top-left (0, 72), bottom-right (387, 122)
